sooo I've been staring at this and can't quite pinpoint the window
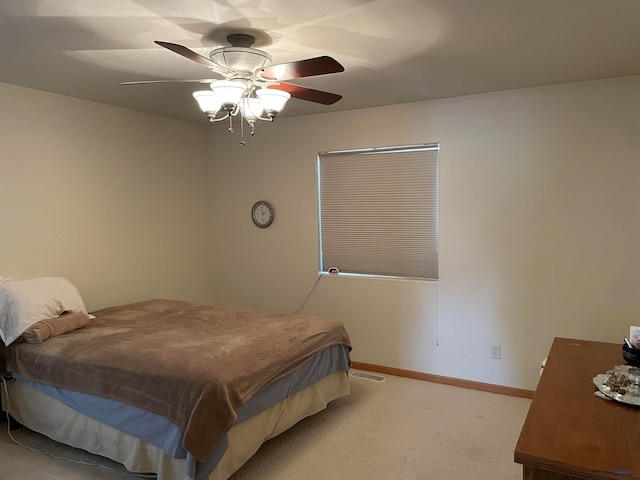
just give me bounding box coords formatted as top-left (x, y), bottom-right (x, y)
top-left (317, 143), bottom-right (439, 280)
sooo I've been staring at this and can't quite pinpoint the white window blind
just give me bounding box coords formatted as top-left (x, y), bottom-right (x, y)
top-left (317, 144), bottom-right (439, 280)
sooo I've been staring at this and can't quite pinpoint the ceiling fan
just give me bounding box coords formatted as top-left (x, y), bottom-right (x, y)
top-left (122, 33), bottom-right (345, 143)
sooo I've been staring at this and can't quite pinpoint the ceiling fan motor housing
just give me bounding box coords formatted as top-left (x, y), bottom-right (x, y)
top-left (209, 47), bottom-right (272, 77)
top-left (209, 34), bottom-right (273, 79)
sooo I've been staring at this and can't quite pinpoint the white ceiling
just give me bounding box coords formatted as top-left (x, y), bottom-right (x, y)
top-left (2, 0), bottom-right (640, 125)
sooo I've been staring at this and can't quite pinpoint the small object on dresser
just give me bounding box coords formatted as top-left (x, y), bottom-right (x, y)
top-left (622, 341), bottom-right (640, 367)
top-left (628, 368), bottom-right (640, 397)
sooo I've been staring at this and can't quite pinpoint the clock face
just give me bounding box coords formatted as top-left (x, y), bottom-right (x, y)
top-left (251, 201), bottom-right (274, 228)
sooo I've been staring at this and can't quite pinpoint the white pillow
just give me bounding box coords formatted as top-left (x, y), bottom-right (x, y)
top-left (0, 277), bottom-right (87, 346)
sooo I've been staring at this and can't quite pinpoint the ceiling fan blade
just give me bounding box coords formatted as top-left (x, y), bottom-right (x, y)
top-left (269, 82), bottom-right (342, 105)
top-left (155, 41), bottom-right (231, 75)
top-left (260, 56), bottom-right (344, 81)
top-left (120, 79), bottom-right (216, 85)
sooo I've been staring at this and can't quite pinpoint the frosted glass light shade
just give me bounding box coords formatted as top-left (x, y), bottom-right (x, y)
top-left (256, 89), bottom-right (291, 117)
top-left (239, 98), bottom-right (265, 121)
top-left (210, 80), bottom-right (248, 110)
top-left (192, 91), bottom-right (222, 114)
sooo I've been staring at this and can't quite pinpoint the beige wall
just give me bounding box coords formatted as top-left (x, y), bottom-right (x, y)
top-left (2, 76), bottom-right (639, 391)
top-left (0, 82), bottom-right (216, 311)
top-left (207, 76), bottom-right (640, 390)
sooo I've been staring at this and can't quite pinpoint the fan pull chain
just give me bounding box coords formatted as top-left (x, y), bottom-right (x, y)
top-left (240, 116), bottom-right (246, 146)
top-left (228, 114), bottom-right (233, 133)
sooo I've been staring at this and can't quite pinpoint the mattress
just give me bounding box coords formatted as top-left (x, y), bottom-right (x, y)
top-left (3, 370), bottom-right (350, 480)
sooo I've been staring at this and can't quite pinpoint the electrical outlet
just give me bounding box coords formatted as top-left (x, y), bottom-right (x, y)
top-left (491, 344), bottom-right (501, 359)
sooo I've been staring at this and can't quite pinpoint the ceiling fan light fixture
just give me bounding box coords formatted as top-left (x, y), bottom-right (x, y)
top-left (129, 36), bottom-right (344, 144)
top-left (256, 89), bottom-right (291, 118)
top-left (210, 80), bottom-right (248, 111)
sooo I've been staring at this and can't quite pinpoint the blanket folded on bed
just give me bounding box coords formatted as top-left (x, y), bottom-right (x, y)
top-left (4, 299), bottom-right (352, 462)
top-left (21, 312), bottom-right (90, 343)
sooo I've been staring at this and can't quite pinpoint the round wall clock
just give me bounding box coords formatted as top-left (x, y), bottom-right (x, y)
top-left (251, 201), bottom-right (274, 228)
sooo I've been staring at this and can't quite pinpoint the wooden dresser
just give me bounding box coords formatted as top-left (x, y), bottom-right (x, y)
top-left (515, 337), bottom-right (640, 479)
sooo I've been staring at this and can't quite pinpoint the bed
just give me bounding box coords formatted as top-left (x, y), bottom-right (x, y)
top-left (0, 277), bottom-right (352, 480)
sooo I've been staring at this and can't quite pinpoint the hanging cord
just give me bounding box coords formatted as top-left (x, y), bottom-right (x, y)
top-left (0, 376), bottom-right (156, 479)
top-left (435, 281), bottom-right (439, 347)
top-left (239, 113), bottom-right (246, 146)
top-left (291, 274), bottom-right (323, 314)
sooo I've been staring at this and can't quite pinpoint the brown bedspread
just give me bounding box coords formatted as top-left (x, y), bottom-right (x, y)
top-left (4, 299), bottom-right (352, 462)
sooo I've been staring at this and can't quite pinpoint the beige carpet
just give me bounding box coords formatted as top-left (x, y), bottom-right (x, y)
top-left (0, 372), bottom-right (531, 480)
